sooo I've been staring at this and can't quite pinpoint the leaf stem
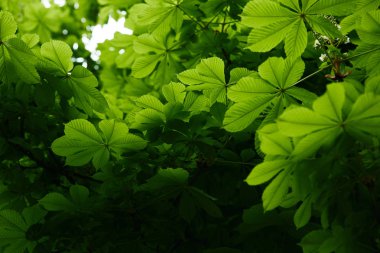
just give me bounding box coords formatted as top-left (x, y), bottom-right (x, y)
top-left (344, 47), bottom-right (380, 61)
top-left (289, 64), bottom-right (332, 88)
top-left (177, 5), bottom-right (205, 29)
top-left (290, 46), bottom-right (380, 87)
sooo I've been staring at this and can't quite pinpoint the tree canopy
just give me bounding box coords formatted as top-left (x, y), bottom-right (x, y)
top-left (0, 0), bottom-right (380, 252)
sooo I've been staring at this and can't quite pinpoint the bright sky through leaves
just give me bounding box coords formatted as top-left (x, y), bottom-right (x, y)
top-left (41, 0), bottom-right (132, 60)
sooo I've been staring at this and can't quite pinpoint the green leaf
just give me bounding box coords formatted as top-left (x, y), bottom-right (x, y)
top-left (0, 210), bottom-right (27, 231)
top-left (133, 33), bottom-right (166, 54)
top-left (183, 92), bottom-right (208, 112)
top-left (223, 95), bottom-right (275, 132)
top-left (247, 19), bottom-right (295, 53)
top-left (133, 108), bottom-right (166, 130)
top-left (346, 93), bottom-right (380, 138)
top-left (52, 119), bottom-right (147, 169)
top-left (69, 185), bottom-right (90, 206)
top-left (278, 107), bottom-right (337, 137)
top-left (39, 192), bottom-right (75, 211)
top-left (135, 1), bottom-right (184, 33)
top-left (139, 168), bottom-right (189, 192)
top-left (99, 119), bottom-right (147, 154)
top-left (340, 0), bottom-right (380, 34)
top-left (306, 15), bottom-right (342, 38)
top-left (41, 40), bottom-right (73, 75)
top-left (307, 0), bottom-right (355, 16)
top-left (227, 77), bottom-right (277, 102)
top-left (356, 10), bottom-right (380, 45)
top-left (241, 0), bottom-right (296, 28)
top-left (162, 82), bottom-right (186, 103)
top-left (259, 57), bottom-right (305, 89)
top-left (63, 65), bottom-right (108, 114)
top-left (132, 54), bottom-right (162, 78)
top-left (313, 83), bottom-right (345, 122)
top-left (134, 94), bottom-right (164, 112)
top-left (280, 0), bottom-right (301, 12)
top-left (300, 230), bottom-right (331, 253)
top-left (285, 87), bottom-right (318, 105)
top-left (294, 196), bottom-right (312, 229)
top-left (21, 34), bottom-right (40, 48)
top-left (366, 76), bottom-right (380, 95)
top-left (259, 124), bottom-right (293, 156)
top-left (21, 206), bottom-right (46, 226)
top-left (301, 0), bottom-right (318, 11)
top-left (284, 19), bottom-right (308, 58)
top-left (131, 33), bottom-right (182, 83)
top-left (0, 11), bottom-right (17, 41)
top-left (291, 128), bottom-right (342, 159)
top-left (1, 38), bottom-right (40, 84)
top-left (258, 57), bottom-right (285, 88)
top-left (262, 168), bottom-right (291, 211)
top-left (19, 3), bottom-right (62, 42)
top-left (188, 187), bottom-right (223, 218)
top-left (228, 68), bottom-right (257, 84)
top-left (246, 160), bottom-right (289, 185)
top-left (178, 57), bottom-right (226, 91)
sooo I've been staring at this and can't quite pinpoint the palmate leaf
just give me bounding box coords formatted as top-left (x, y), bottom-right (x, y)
top-left (306, 0), bottom-right (356, 16)
top-left (227, 77), bottom-right (277, 102)
top-left (246, 84), bottom-right (348, 213)
top-left (340, 0), bottom-right (380, 33)
top-left (178, 59), bottom-right (257, 105)
top-left (134, 94), bottom-right (165, 112)
top-left (246, 19), bottom-right (296, 53)
top-left (258, 123), bottom-right (293, 156)
top-left (278, 83), bottom-right (345, 137)
top-left (0, 11), bottom-right (17, 41)
top-left (224, 95), bottom-right (275, 132)
top-left (39, 185), bottom-right (89, 211)
top-left (39, 40), bottom-right (108, 114)
top-left (52, 119), bottom-right (147, 169)
top-left (0, 12), bottom-right (40, 85)
top-left (242, 0), bottom-right (347, 57)
top-left (113, 34), bottom-right (138, 69)
top-left (351, 9), bottom-right (380, 75)
top-left (63, 66), bottom-right (108, 114)
top-left (138, 168), bottom-right (189, 192)
top-left (132, 32), bottom-right (182, 84)
top-left (278, 106), bottom-right (337, 136)
top-left (280, 0), bottom-right (301, 12)
top-left (284, 19), bottom-right (308, 58)
top-left (345, 93), bottom-right (380, 139)
top-left (246, 159), bottom-right (289, 185)
top-left (183, 92), bottom-right (208, 112)
top-left (19, 3), bottom-right (62, 42)
top-left (262, 168), bottom-right (292, 211)
top-left (21, 34), bottom-right (40, 49)
top-left (294, 196), bottom-right (312, 229)
top-left (40, 40), bottom-right (73, 75)
top-left (1, 38), bottom-right (40, 85)
top-left (178, 57), bottom-right (225, 90)
top-left (241, 0), bottom-right (296, 28)
top-left (356, 10), bottom-right (380, 45)
top-left (0, 206), bottom-right (46, 253)
top-left (162, 82), bottom-right (186, 103)
top-left (178, 57), bottom-right (228, 105)
top-left (306, 15), bottom-right (342, 38)
top-left (224, 57), bottom-right (314, 132)
top-left (136, 0), bottom-right (184, 34)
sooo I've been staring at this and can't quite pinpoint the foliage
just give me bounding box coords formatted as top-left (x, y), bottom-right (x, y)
top-left (0, 0), bottom-right (379, 252)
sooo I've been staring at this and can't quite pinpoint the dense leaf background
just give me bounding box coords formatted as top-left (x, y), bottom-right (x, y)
top-left (0, 0), bottom-right (379, 252)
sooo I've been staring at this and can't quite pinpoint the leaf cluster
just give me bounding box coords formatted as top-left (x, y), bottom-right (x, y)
top-left (0, 1), bottom-right (380, 253)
